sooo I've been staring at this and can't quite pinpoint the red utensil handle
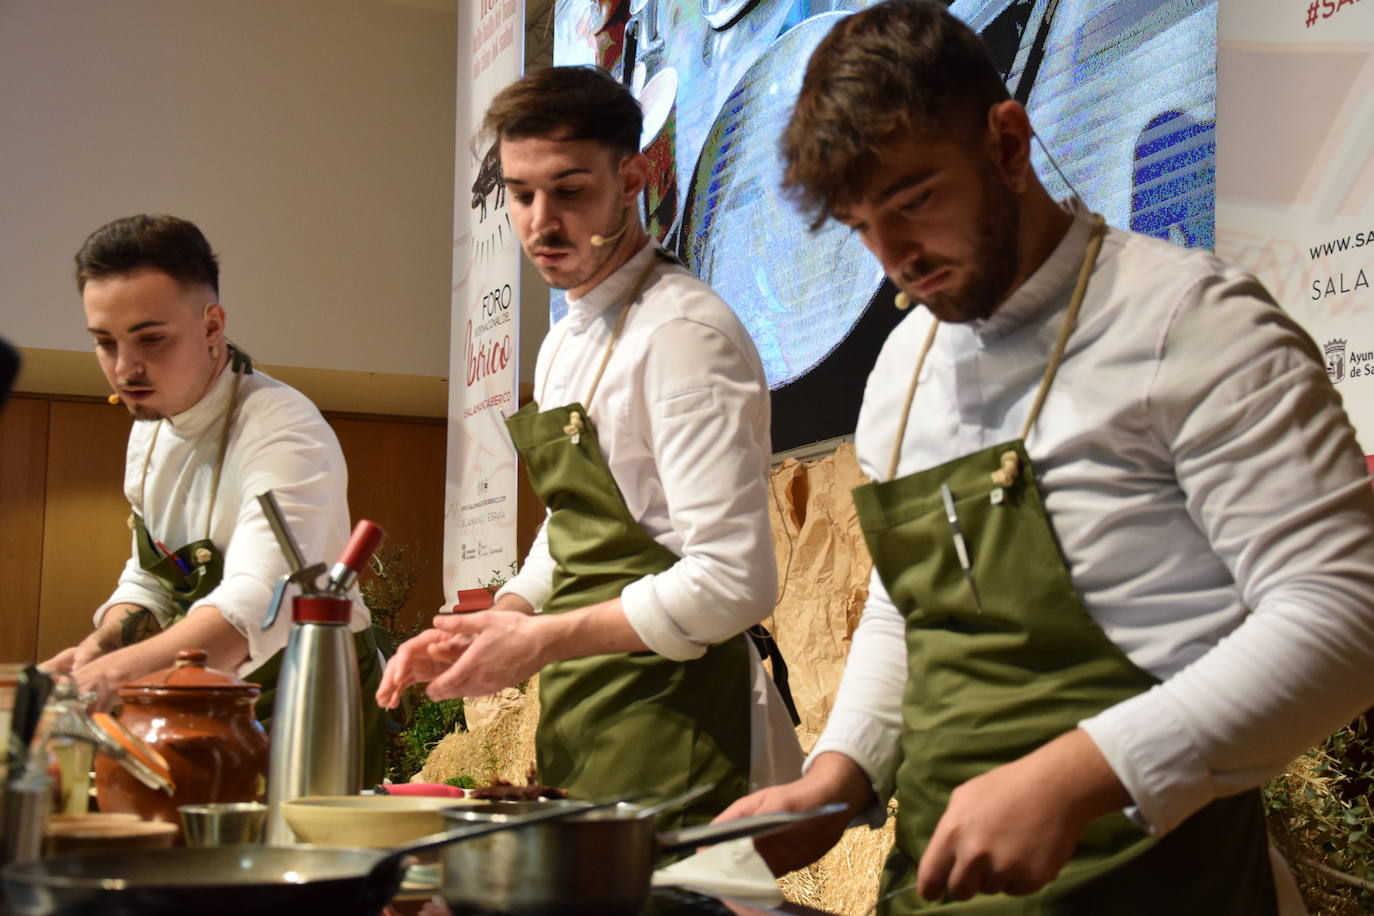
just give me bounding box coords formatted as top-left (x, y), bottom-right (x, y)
top-left (338, 520), bottom-right (385, 572)
top-left (380, 782), bottom-right (467, 798)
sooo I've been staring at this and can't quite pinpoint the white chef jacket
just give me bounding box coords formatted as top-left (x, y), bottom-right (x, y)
top-left (811, 202), bottom-right (1374, 844)
top-left (497, 240), bottom-right (804, 789)
top-left (96, 362), bottom-right (363, 675)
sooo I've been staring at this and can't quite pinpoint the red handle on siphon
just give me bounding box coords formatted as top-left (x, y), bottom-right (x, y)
top-left (326, 520), bottom-right (386, 594)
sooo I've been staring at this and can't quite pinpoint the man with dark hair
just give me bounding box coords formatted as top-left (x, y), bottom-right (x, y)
top-left (44, 214), bottom-right (386, 784)
top-left (716, 2), bottom-right (1374, 912)
top-left (377, 66), bottom-right (802, 827)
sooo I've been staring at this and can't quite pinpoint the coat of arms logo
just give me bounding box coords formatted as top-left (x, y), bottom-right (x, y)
top-left (1325, 338), bottom-right (1348, 385)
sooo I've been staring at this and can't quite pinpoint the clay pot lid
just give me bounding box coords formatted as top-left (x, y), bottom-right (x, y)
top-left (119, 649), bottom-right (260, 696)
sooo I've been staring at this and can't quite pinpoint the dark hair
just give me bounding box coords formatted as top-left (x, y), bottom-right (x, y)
top-left (481, 65), bottom-right (642, 159)
top-left (74, 214), bottom-right (220, 294)
top-left (783, 0), bottom-right (1011, 226)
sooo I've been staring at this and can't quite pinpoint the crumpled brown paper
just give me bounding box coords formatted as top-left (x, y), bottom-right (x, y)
top-left (461, 686), bottom-right (528, 733)
top-left (761, 443), bottom-right (873, 751)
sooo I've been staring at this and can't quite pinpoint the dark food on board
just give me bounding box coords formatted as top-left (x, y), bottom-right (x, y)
top-left (468, 765), bottom-right (568, 801)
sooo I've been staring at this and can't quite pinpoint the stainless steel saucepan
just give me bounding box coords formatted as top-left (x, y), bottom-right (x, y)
top-left (0, 801), bottom-right (599, 916)
top-left (439, 799), bottom-right (847, 916)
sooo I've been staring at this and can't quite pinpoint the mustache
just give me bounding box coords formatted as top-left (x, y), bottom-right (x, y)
top-left (118, 376), bottom-right (153, 388)
top-left (900, 257), bottom-right (955, 286)
top-left (532, 230), bottom-right (572, 250)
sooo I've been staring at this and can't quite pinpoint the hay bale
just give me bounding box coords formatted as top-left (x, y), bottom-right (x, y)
top-left (779, 812), bottom-right (896, 915)
top-left (417, 676), bottom-right (541, 786)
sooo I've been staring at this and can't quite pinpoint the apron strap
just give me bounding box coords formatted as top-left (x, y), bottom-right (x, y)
top-left (1020, 213), bottom-right (1106, 443)
top-left (538, 250), bottom-right (665, 413)
top-left (884, 213), bottom-right (1107, 481)
top-left (202, 369), bottom-right (243, 539)
top-left (886, 321), bottom-right (940, 481)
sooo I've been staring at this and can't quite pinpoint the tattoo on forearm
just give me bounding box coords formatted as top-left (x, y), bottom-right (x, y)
top-left (119, 608), bottom-right (161, 646)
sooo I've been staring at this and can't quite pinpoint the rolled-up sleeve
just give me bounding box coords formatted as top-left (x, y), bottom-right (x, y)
top-left (1080, 274), bottom-right (1374, 834)
top-left (96, 539), bottom-right (182, 629)
top-left (191, 412), bottom-right (351, 670)
top-left (618, 319), bottom-right (777, 660)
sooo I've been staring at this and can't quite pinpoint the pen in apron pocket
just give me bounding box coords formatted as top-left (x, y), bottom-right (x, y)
top-left (940, 483), bottom-right (982, 612)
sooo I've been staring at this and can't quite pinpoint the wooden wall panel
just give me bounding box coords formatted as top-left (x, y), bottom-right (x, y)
top-left (0, 398), bottom-right (51, 662)
top-left (36, 402), bottom-right (132, 661)
top-left (4, 394), bottom-right (459, 663)
top-left (329, 417), bottom-right (446, 636)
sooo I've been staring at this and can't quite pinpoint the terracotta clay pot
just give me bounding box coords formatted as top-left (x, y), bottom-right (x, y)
top-left (94, 649), bottom-right (269, 828)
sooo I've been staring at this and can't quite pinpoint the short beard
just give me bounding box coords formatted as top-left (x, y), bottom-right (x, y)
top-left (922, 162), bottom-right (1022, 323)
top-left (536, 205), bottom-right (627, 292)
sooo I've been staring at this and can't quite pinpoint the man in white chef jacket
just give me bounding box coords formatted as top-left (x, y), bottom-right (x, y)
top-left (43, 215), bottom-right (383, 782)
top-left (714, 3), bottom-right (1374, 913)
top-left (377, 66), bottom-right (802, 824)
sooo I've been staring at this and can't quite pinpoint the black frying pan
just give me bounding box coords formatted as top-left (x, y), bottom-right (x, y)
top-left (0, 801), bottom-right (598, 916)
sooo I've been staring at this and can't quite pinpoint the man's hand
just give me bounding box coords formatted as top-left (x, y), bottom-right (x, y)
top-left (374, 594), bottom-right (649, 706)
top-left (375, 628), bottom-right (470, 709)
top-left (67, 649), bottom-right (143, 711)
top-left (424, 610), bottom-right (553, 699)
top-left (374, 593), bottom-right (541, 709)
top-left (711, 752), bottom-right (874, 876)
top-left (57, 605), bottom-right (246, 712)
top-left (40, 603), bottom-right (153, 673)
top-left (915, 728), bottom-right (1131, 902)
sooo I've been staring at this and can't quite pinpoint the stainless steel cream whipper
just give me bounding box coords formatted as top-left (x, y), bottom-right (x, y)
top-left (257, 490), bottom-right (385, 844)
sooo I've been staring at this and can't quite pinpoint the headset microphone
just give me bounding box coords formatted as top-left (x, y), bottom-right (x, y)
top-left (107, 393), bottom-right (122, 405)
top-left (590, 210), bottom-right (632, 248)
top-left (894, 291), bottom-right (911, 311)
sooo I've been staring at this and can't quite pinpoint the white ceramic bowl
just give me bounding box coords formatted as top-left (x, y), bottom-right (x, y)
top-left (279, 794), bottom-right (477, 848)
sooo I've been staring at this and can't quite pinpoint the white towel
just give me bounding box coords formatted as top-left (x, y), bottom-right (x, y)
top-left (651, 837), bottom-right (785, 907)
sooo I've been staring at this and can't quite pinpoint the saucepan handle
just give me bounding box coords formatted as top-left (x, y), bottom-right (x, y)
top-left (655, 802), bottom-right (849, 858)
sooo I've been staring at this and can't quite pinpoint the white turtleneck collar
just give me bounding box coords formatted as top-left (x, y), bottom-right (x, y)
top-left (163, 360), bottom-right (237, 437)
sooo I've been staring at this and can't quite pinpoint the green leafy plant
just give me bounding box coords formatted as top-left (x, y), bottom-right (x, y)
top-left (1264, 713), bottom-right (1374, 914)
top-left (363, 551), bottom-right (522, 784)
top-left (358, 542), bottom-right (459, 783)
top-left (390, 696), bottom-right (466, 784)
top-left (480, 562), bottom-right (519, 593)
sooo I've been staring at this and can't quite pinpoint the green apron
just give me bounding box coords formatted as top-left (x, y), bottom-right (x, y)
top-left (852, 217), bottom-right (1275, 914)
top-left (129, 348), bottom-right (386, 786)
top-left (504, 252), bottom-right (752, 833)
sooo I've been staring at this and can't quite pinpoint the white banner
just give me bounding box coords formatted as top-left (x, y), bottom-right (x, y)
top-left (1216, 0), bottom-right (1374, 449)
top-left (444, 0), bottom-right (525, 601)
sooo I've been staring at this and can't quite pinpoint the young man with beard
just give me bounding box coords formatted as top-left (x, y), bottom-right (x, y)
top-left (714, 2), bottom-right (1374, 912)
top-left (377, 66), bottom-right (802, 827)
top-left (43, 214), bottom-right (386, 784)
